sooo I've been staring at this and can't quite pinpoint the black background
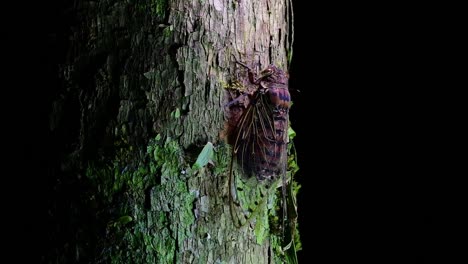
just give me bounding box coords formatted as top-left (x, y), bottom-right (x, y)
top-left (289, 2), bottom-right (441, 263)
top-left (2, 1), bottom-right (441, 263)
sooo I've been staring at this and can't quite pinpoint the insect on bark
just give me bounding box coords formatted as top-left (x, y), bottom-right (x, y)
top-left (226, 60), bottom-right (292, 234)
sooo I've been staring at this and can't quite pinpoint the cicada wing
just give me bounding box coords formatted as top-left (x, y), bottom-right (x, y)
top-left (229, 92), bottom-right (277, 227)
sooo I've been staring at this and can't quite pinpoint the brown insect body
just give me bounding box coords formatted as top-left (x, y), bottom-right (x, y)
top-left (232, 64), bottom-right (291, 182)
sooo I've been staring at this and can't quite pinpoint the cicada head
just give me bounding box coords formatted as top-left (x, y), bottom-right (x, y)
top-left (260, 65), bottom-right (288, 85)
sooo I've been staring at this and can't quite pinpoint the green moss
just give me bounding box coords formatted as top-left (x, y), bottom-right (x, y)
top-left (265, 126), bottom-right (301, 264)
top-left (162, 25), bottom-right (173, 38)
top-left (254, 201), bottom-right (269, 244)
top-left (141, 136), bottom-right (196, 262)
top-left (151, 0), bottom-right (168, 17)
top-left (229, 122), bottom-right (301, 261)
top-left (231, 171), bottom-right (273, 244)
top-left (83, 134), bottom-right (197, 263)
top-left (213, 143), bottom-right (230, 175)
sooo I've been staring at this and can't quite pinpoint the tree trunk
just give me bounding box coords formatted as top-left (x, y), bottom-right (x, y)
top-left (48, 0), bottom-right (295, 263)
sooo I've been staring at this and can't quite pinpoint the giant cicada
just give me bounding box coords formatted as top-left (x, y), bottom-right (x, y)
top-left (226, 60), bottom-right (298, 261)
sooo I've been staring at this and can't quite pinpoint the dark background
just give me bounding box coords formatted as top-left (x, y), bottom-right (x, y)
top-left (288, 2), bottom-right (440, 263)
top-left (3, 1), bottom-right (440, 263)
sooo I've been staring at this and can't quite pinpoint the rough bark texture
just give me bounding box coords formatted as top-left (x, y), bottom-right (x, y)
top-left (48, 0), bottom-right (294, 263)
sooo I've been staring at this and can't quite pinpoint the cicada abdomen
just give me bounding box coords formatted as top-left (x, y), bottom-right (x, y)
top-left (227, 62), bottom-right (291, 228)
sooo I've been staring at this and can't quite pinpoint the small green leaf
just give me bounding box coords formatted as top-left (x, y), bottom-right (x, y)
top-left (155, 134), bottom-right (161, 141)
top-left (143, 70), bottom-right (156, 79)
top-left (116, 215), bottom-right (133, 225)
top-left (174, 108), bottom-right (181, 119)
top-left (192, 142), bottom-right (214, 170)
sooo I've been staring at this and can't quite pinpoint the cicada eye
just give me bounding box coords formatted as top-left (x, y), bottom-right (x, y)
top-left (261, 68), bottom-right (273, 76)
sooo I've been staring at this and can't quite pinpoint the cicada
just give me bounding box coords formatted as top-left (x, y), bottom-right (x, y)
top-left (229, 62), bottom-right (290, 181)
top-left (226, 61), bottom-right (298, 260)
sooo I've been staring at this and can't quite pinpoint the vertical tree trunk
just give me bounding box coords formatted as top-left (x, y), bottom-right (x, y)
top-left (48, 0), bottom-right (295, 263)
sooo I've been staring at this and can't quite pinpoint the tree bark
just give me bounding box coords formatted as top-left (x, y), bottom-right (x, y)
top-left (48, 0), bottom-right (295, 263)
